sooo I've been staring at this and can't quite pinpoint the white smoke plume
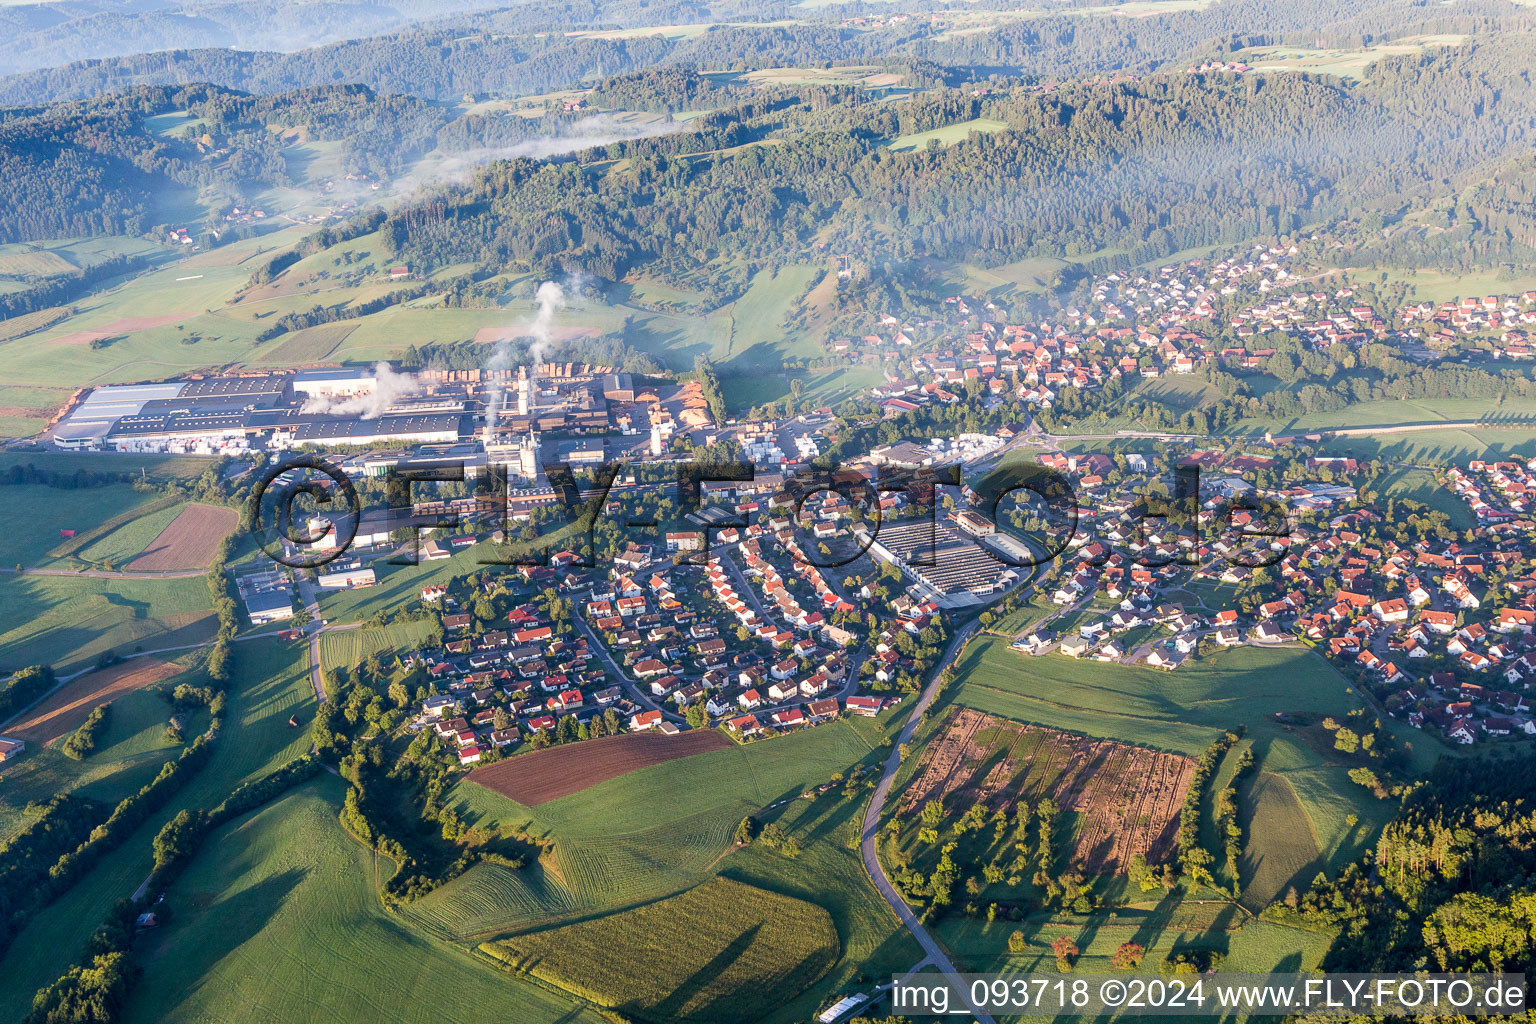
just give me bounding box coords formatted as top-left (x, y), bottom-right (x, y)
top-left (527, 280), bottom-right (568, 363)
top-left (484, 279), bottom-right (569, 429)
top-left (301, 361), bottom-right (419, 420)
top-left (395, 115), bottom-right (686, 194)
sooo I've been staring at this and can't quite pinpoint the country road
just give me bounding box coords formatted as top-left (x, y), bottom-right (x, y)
top-left (859, 617), bottom-right (995, 1024)
top-left (0, 565), bottom-right (208, 580)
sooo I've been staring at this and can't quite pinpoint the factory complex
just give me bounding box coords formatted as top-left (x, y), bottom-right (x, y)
top-left (49, 363), bottom-right (716, 473)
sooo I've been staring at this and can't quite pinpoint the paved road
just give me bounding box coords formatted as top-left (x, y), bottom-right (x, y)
top-left (859, 618), bottom-right (996, 1024)
top-left (289, 569), bottom-right (332, 703)
top-left (572, 614), bottom-right (686, 723)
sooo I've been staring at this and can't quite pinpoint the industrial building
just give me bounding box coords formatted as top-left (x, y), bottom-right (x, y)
top-left (52, 368), bottom-right (472, 454)
top-left (235, 567), bottom-right (295, 625)
top-left (854, 515), bottom-right (1021, 608)
top-left (51, 361), bottom-right (710, 463)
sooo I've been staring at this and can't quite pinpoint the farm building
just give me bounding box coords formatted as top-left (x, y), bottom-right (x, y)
top-left (0, 736), bottom-right (25, 761)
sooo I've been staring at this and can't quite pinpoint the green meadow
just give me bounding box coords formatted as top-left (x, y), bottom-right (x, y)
top-left (0, 574), bottom-right (216, 674)
top-left (0, 483), bottom-right (170, 570)
top-left (123, 776), bottom-right (610, 1024)
top-left (0, 639), bottom-right (315, 1021)
top-left (0, 681), bottom-right (196, 841)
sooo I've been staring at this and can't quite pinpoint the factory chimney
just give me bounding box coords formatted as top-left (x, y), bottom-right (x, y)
top-left (517, 365), bottom-right (534, 417)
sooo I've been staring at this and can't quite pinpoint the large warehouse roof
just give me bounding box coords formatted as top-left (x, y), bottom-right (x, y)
top-left (54, 382), bottom-right (187, 443)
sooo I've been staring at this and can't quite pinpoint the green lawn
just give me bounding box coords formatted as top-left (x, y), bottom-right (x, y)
top-left (0, 574), bottom-right (216, 674)
top-left (0, 638), bottom-right (316, 1021)
top-left (123, 775), bottom-right (608, 1024)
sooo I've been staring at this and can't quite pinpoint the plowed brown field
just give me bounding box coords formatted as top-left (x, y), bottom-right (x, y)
top-left (126, 504), bottom-right (237, 571)
top-left (5, 658), bottom-right (181, 745)
top-left (899, 708), bottom-right (1195, 873)
top-left (468, 728), bottom-right (730, 805)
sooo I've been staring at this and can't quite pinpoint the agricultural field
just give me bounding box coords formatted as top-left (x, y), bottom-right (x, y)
top-left (0, 483), bottom-right (171, 570)
top-left (401, 716), bottom-right (918, 1024)
top-left (1372, 265), bottom-right (1536, 302)
top-left (478, 717), bottom-right (881, 837)
top-left (2, 656), bottom-right (186, 745)
top-left (246, 321), bottom-right (359, 365)
top-left (0, 451), bottom-right (218, 484)
top-left (1238, 35), bottom-right (1467, 80)
top-left (410, 717), bottom-right (890, 942)
top-left (1312, 425), bottom-right (1536, 463)
top-left (74, 501), bottom-right (187, 567)
top-left (125, 503), bottom-right (237, 571)
top-left (312, 545), bottom-right (500, 624)
top-left (719, 364), bottom-right (886, 414)
top-left (122, 776), bottom-right (608, 1024)
top-left (0, 236), bottom-right (159, 278)
top-left (482, 876), bottom-right (838, 1024)
top-left (934, 899), bottom-right (1333, 976)
top-left (1373, 466), bottom-right (1476, 530)
top-left (468, 729), bottom-right (732, 805)
top-left (316, 620), bottom-right (436, 674)
top-left (0, 638), bottom-right (315, 1021)
top-left (0, 682), bottom-right (194, 841)
top-left (897, 709), bottom-right (1195, 874)
top-left (944, 639), bottom-right (1406, 899)
top-left (0, 308), bottom-right (72, 344)
top-left (0, 574), bottom-right (217, 674)
top-left (1230, 396), bottom-right (1529, 436)
top-left (714, 265), bottom-right (828, 371)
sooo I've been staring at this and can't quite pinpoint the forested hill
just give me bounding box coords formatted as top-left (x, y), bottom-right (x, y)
top-left (0, 84), bottom-right (454, 242)
top-left (0, 0), bottom-right (551, 78)
top-left (1291, 748), bottom-right (1536, 975)
top-left (3, 0), bottom-right (1524, 107)
top-left (375, 37), bottom-right (1536, 296)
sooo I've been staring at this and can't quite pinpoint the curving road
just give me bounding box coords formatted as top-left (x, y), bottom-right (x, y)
top-left (859, 618), bottom-right (996, 1024)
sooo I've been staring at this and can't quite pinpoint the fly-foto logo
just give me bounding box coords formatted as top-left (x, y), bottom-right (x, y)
top-left (248, 455), bottom-right (1291, 574)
